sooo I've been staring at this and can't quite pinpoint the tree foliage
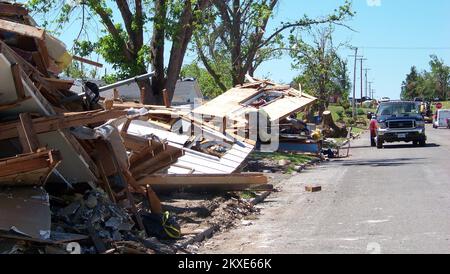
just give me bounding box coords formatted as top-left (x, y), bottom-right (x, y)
top-left (401, 55), bottom-right (450, 101)
top-left (193, 0), bottom-right (354, 94)
top-left (181, 61), bottom-right (233, 99)
top-left (27, 0), bottom-right (210, 104)
top-left (291, 26), bottom-right (350, 115)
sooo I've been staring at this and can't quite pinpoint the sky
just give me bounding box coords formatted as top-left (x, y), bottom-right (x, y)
top-left (255, 0), bottom-right (450, 100)
top-left (22, 0), bottom-right (450, 100)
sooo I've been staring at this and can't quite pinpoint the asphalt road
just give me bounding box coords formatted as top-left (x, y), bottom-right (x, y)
top-left (199, 125), bottom-right (450, 254)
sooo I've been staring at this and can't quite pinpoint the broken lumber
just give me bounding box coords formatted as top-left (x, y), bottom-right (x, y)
top-left (72, 55), bottom-right (103, 68)
top-left (305, 185), bottom-right (322, 192)
top-left (0, 109), bottom-right (127, 141)
top-left (136, 173), bottom-right (269, 193)
top-left (0, 18), bottom-right (45, 40)
top-left (0, 149), bottom-right (62, 186)
top-left (17, 113), bottom-right (40, 153)
top-left (0, 3), bottom-right (28, 16)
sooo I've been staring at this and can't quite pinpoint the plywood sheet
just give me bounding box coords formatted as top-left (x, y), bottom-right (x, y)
top-left (261, 95), bottom-right (316, 122)
top-left (193, 87), bottom-right (260, 118)
top-left (0, 52), bottom-right (97, 183)
top-left (0, 187), bottom-right (51, 240)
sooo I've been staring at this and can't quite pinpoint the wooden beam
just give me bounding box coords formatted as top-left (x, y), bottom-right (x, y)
top-left (10, 63), bottom-right (26, 100)
top-left (162, 89), bottom-right (170, 108)
top-left (17, 113), bottom-right (40, 153)
top-left (136, 173), bottom-right (269, 192)
top-left (0, 149), bottom-right (62, 186)
top-left (35, 36), bottom-right (50, 69)
top-left (0, 3), bottom-right (28, 16)
top-left (0, 19), bottom-right (45, 40)
top-left (32, 51), bottom-right (48, 76)
top-left (0, 96), bottom-right (31, 111)
top-left (72, 55), bottom-right (103, 68)
top-left (42, 78), bottom-right (74, 90)
top-left (0, 109), bottom-right (127, 141)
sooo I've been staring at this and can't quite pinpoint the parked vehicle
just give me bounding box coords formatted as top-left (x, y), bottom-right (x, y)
top-left (433, 109), bottom-right (450, 128)
top-left (371, 101), bottom-right (426, 148)
top-left (379, 97), bottom-right (390, 103)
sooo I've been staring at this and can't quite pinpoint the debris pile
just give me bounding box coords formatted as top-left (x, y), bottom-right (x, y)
top-left (0, 2), bottom-right (273, 254)
top-left (192, 77), bottom-right (321, 154)
top-left (1, 1), bottom-right (336, 254)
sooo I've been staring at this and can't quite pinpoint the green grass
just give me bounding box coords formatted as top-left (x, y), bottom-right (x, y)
top-left (351, 127), bottom-right (365, 135)
top-left (327, 105), bottom-right (345, 121)
top-left (250, 152), bottom-right (317, 175)
top-left (239, 190), bottom-right (257, 199)
top-left (442, 101), bottom-right (450, 109)
top-left (252, 152), bottom-right (316, 165)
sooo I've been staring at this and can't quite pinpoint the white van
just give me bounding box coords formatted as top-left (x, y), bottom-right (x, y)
top-left (433, 109), bottom-right (450, 128)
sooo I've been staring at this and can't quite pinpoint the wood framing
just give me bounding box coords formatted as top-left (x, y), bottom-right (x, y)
top-left (136, 173), bottom-right (269, 192)
top-left (17, 113), bottom-right (40, 153)
top-left (10, 63), bottom-right (26, 100)
top-left (0, 109), bottom-right (127, 141)
top-left (0, 18), bottom-right (45, 40)
top-left (72, 55), bottom-right (103, 68)
top-left (0, 149), bottom-right (62, 186)
top-left (0, 3), bottom-right (28, 16)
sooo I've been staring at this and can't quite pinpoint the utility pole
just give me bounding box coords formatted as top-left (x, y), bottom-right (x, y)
top-left (357, 57), bottom-right (367, 106)
top-left (364, 68), bottom-right (371, 97)
top-left (368, 81), bottom-right (373, 99)
top-left (349, 47), bottom-right (362, 118)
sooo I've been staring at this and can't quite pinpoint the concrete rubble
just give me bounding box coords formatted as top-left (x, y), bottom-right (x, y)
top-left (0, 2), bottom-right (321, 254)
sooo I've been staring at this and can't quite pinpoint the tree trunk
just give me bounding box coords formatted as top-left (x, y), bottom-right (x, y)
top-left (147, 0), bottom-right (167, 105)
top-left (321, 110), bottom-right (348, 138)
top-left (138, 78), bottom-right (163, 105)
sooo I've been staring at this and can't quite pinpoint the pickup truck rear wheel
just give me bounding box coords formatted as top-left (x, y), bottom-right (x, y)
top-left (376, 137), bottom-right (383, 149)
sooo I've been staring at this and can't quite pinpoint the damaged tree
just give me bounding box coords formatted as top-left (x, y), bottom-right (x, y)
top-left (321, 110), bottom-right (348, 138)
top-left (27, 0), bottom-right (210, 105)
top-left (194, 0), bottom-right (353, 91)
top-left (291, 26), bottom-right (351, 117)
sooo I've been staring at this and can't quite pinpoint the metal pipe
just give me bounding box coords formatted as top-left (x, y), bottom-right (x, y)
top-left (98, 72), bottom-right (154, 93)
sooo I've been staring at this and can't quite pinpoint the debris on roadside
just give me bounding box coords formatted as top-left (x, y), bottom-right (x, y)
top-left (305, 185), bottom-right (322, 193)
top-left (0, 2), bottom-right (330, 254)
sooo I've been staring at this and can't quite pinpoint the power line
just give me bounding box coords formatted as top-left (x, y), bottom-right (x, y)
top-left (360, 46), bottom-right (450, 50)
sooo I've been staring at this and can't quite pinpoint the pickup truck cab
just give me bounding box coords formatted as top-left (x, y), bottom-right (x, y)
top-left (371, 101), bottom-right (426, 148)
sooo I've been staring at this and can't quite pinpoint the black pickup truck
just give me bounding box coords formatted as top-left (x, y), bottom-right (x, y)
top-left (369, 101), bottom-right (427, 149)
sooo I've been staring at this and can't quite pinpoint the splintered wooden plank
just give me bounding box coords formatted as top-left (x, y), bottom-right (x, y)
top-left (35, 37), bottom-right (50, 69)
top-left (0, 3), bottom-right (28, 16)
top-left (43, 78), bottom-right (74, 90)
top-left (193, 87), bottom-right (260, 118)
top-left (138, 173), bottom-right (268, 185)
top-left (72, 55), bottom-right (103, 68)
top-left (32, 51), bottom-right (48, 76)
top-left (0, 109), bottom-right (127, 141)
top-left (136, 173), bottom-right (269, 193)
top-left (261, 96), bottom-right (316, 122)
top-left (0, 19), bottom-right (45, 40)
top-left (17, 113), bottom-right (40, 153)
top-left (10, 63), bottom-right (26, 100)
top-left (0, 97), bottom-right (32, 111)
top-left (0, 149), bottom-right (62, 186)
